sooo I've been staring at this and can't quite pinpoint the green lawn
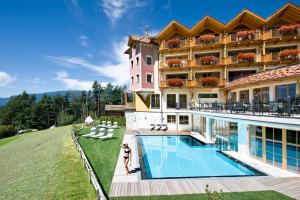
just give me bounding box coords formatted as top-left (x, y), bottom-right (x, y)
top-left (78, 127), bottom-right (125, 196)
top-left (0, 126), bottom-right (96, 200)
top-left (112, 191), bottom-right (293, 200)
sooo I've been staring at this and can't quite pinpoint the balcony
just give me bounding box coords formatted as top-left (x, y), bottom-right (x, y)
top-left (195, 77), bottom-right (225, 88)
top-left (160, 38), bottom-right (189, 50)
top-left (193, 34), bottom-right (221, 47)
top-left (264, 25), bottom-right (300, 40)
top-left (228, 30), bottom-right (260, 42)
top-left (263, 49), bottom-right (300, 63)
top-left (195, 55), bottom-right (221, 66)
top-left (227, 53), bottom-right (257, 64)
top-left (160, 79), bottom-right (195, 88)
top-left (160, 58), bottom-right (188, 69)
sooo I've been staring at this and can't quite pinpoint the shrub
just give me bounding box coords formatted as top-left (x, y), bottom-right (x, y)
top-left (199, 34), bottom-right (215, 44)
top-left (205, 184), bottom-right (224, 200)
top-left (237, 53), bottom-right (255, 63)
top-left (237, 30), bottom-right (255, 40)
top-left (0, 125), bottom-right (16, 139)
top-left (168, 78), bottom-right (184, 87)
top-left (199, 56), bottom-right (218, 65)
top-left (167, 38), bottom-right (181, 47)
top-left (167, 58), bottom-right (181, 67)
top-left (278, 24), bottom-right (299, 36)
top-left (278, 49), bottom-right (300, 60)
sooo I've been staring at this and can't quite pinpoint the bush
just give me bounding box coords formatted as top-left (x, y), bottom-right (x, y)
top-left (205, 184), bottom-right (224, 200)
top-left (57, 111), bottom-right (75, 126)
top-left (0, 125), bottom-right (16, 139)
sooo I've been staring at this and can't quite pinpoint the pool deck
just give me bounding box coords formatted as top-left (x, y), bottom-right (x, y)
top-left (109, 130), bottom-right (300, 199)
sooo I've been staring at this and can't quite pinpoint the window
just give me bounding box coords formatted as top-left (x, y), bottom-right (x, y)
top-left (146, 74), bottom-right (152, 83)
top-left (131, 60), bottom-right (133, 68)
top-left (136, 57), bottom-right (139, 66)
top-left (230, 92), bottom-right (237, 102)
top-left (254, 87), bottom-right (269, 103)
top-left (151, 94), bottom-right (160, 109)
top-left (136, 74), bottom-right (140, 83)
top-left (179, 94), bottom-right (187, 108)
top-left (276, 83), bottom-right (296, 100)
top-left (198, 93), bottom-right (218, 98)
top-left (179, 115), bottom-right (189, 125)
top-left (240, 90), bottom-right (249, 103)
top-left (131, 77), bottom-right (134, 84)
top-left (146, 56), bottom-right (152, 65)
top-left (167, 94), bottom-right (176, 108)
top-left (167, 115), bottom-right (176, 123)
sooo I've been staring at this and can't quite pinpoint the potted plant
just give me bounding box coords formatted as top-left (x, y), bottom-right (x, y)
top-left (237, 30), bottom-right (256, 41)
top-left (167, 38), bottom-right (181, 48)
top-left (199, 55), bottom-right (218, 65)
top-left (167, 58), bottom-right (181, 67)
top-left (278, 24), bottom-right (299, 36)
top-left (168, 78), bottom-right (184, 87)
top-left (237, 53), bottom-right (255, 63)
top-left (199, 34), bottom-right (215, 45)
top-left (278, 49), bottom-right (299, 60)
top-left (201, 77), bottom-right (219, 87)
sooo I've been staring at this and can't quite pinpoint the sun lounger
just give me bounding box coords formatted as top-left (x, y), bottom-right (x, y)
top-left (88, 131), bottom-right (105, 138)
top-left (161, 124), bottom-right (168, 131)
top-left (150, 123), bottom-right (155, 130)
top-left (90, 127), bottom-right (96, 131)
top-left (155, 124), bottom-right (162, 131)
top-left (98, 133), bottom-right (114, 140)
top-left (107, 129), bottom-right (114, 133)
top-left (111, 124), bottom-right (118, 129)
top-left (82, 130), bottom-right (97, 137)
top-left (99, 128), bottom-right (105, 132)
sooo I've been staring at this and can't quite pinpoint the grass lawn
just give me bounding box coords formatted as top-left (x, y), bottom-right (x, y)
top-left (0, 126), bottom-right (96, 200)
top-left (78, 127), bottom-right (125, 196)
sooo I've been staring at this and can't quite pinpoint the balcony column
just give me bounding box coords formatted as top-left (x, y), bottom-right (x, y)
top-left (205, 117), bottom-right (214, 140)
top-left (223, 45), bottom-right (227, 58)
top-left (189, 48), bottom-right (193, 60)
top-left (296, 79), bottom-right (300, 96)
top-left (236, 90), bottom-right (240, 102)
top-left (262, 41), bottom-right (266, 55)
top-left (269, 85), bottom-right (275, 102)
top-left (249, 88), bottom-right (254, 104)
top-left (238, 122), bottom-right (250, 157)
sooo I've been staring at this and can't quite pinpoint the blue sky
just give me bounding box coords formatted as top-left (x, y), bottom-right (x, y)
top-left (0, 0), bottom-right (299, 97)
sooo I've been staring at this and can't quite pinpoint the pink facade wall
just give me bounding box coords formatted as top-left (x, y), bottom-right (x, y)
top-left (129, 43), bottom-right (157, 91)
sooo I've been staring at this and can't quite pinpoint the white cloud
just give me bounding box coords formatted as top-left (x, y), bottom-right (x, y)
top-left (54, 70), bottom-right (94, 90)
top-left (49, 37), bottom-right (129, 86)
top-left (101, 0), bottom-right (148, 24)
top-left (79, 35), bottom-right (89, 47)
top-left (0, 71), bottom-right (16, 87)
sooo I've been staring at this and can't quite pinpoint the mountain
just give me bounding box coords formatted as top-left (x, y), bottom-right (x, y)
top-left (0, 90), bottom-right (83, 106)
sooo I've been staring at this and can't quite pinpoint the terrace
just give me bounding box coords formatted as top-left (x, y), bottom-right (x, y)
top-left (227, 50), bottom-right (258, 64)
top-left (264, 24), bottom-right (300, 40)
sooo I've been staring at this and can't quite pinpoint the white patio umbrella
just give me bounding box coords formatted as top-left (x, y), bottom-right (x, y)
top-left (85, 116), bottom-right (94, 125)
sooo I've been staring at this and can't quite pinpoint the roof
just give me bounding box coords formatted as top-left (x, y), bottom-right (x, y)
top-left (125, 34), bottom-right (158, 54)
top-left (225, 64), bottom-right (300, 90)
top-left (156, 20), bottom-right (190, 40)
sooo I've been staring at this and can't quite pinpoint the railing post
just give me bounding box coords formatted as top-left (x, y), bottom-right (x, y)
top-left (287, 96), bottom-right (291, 118)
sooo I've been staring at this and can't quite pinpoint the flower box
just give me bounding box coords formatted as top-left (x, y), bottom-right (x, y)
top-left (201, 77), bottom-right (219, 87)
top-left (278, 24), bottom-right (299, 36)
top-left (168, 78), bottom-right (184, 87)
top-left (167, 58), bottom-right (181, 67)
top-left (199, 56), bottom-right (218, 65)
top-left (199, 34), bottom-right (215, 44)
top-left (278, 49), bottom-right (299, 60)
top-left (167, 38), bottom-right (181, 48)
top-left (237, 53), bottom-right (255, 63)
top-left (237, 30), bottom-right (256, 41)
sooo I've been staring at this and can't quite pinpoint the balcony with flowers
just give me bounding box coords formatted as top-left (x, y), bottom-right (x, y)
top-left (227, 50), bottom-right (257, 64)
top-left (265, 24), bottom-right (300, 39)
top-left (160, 37), bottom-right (189, 50)
top-left (160, 56), bottom-right (189, 69)
top-left (194, 53), bottom-right (221, 66)
top-left (194, 33), bottom-right (221, 47)
top-left (195, 72), bottom-right (223, 88)
top-left (263, 47), bottom-right (300, 63)
top-left (229, 29), bottom-right (260, 42)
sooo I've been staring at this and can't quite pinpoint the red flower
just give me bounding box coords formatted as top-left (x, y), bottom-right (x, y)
top-left (237, 53), bottom-right (255, 63)
top-left (201, 77), bottom-right (219, 87)
top-left (199, 56), bottom-right (218, 65)
top-left (278, 24), bottom-right (299, 36)
top-left (278, 49), bottom-right (300, 60)
top-left (236, 30), bottom-right (256, 40)
top-left (199, 34), bottom-right (215, 43)
top-left (167, 58), bottom-right (181, 66)
top-left (168, 78), bottom-right (184, 87)
top-left (167, 38), bottom-right (181, 47)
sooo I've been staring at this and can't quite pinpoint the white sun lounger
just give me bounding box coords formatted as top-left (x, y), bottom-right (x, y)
top-left (89, 131), bottom-right (105, 138)
top-left (161, 124), bottom-right (168, 131)
top-left (82, 130), bottom-right (97, 137)
top-left (150, 123), bottom-right (155, 130)
top-left (98, 133), bottom-right (114, 140)
top-left (111, 124), bottom-right (118, 129)
top-left (90, 127), bottom-right (96, 131)
top-left (155, 124), bottom-right (162, 131)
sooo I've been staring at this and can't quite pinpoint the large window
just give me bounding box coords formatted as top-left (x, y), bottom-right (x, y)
top-left (287, 130), bottom-right (300, 173)
top-left (167, 115), bottom-right (176, 124)
top-left (276, 83), bottom-right (296, 100)
top-left (198, 93), bottom-right (218, 98)
top-left (179, 94), bottom-right (187, 108)
top-left (228, 70), bottom-right (256, 82)
top-left (167, 94), bottom-right (176, 109)
top-left (240, 90), bottom-right (249, 103)
top-left (213, 119), bottom-right (238, 152)
top-left (151, 94), bottom-right (160, 109)
top-left (254, 87), bottom-right (269, 103)
top-left (250, 126), bottom-right (263, 160)
top-left (179, 116), bottom-right (189, 125)
top-left (266, 127), bottom-right (282, 167)
top-left (230, 92), bottom-right (237, 102)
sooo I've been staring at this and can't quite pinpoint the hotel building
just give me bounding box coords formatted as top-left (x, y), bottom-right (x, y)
top-left (125, 3), bottom-right (300, 174)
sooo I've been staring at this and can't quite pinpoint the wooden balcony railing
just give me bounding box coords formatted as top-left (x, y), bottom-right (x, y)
top-left (264, 27), bottom-right (300, 39)
top-left (160, 79), bottom-right (198, 88)
top-left (195, 77), bottom-right (225, 88)
top-left (263, 51), bottom-right (300, 62)
top-left (160, 59), bottom-right (189, 69)
top-left (194, 35), bottom-right (221, 46)
top-left (227, 53), bottom-right (257, 64)
top-left (229, 31), bottom-right (260, 42)
top-left (195, 56), bottom-right (220, 66)
top-left (161, 39), bottom-right (188, 49)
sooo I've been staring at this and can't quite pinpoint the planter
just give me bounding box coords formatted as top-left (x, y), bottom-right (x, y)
top-left (201, 77), bottom-right (219, 87)
top-left (237, 30), bottom-right (256, 41)
top-left (167, 38), bottom-right (181, 48)
top-left (199, 56), bottom-right (218, 65)
top-left (167, 58), bottom-right (181, 67)
top-left (168, 78), bottom-right (184, 87)
top-left (199, 34), bottom-right (215, 44)
top-left (278, 24), bottom-right (299, 36)
top-left (278, 49), bottom-right (299, 60)
top-left (237, 53), bottom-right (255, 63)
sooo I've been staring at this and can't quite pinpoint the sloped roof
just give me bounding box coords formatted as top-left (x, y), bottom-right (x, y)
top-left (156, 20), bottom-right (190, 40)
top-left (225, 64), bottom-right (300, 90)
top-left (190, 16), bottom-right (225, 35)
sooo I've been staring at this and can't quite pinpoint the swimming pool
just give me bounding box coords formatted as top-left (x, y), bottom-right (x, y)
top-left (139, 135), bottom-right (264, 179)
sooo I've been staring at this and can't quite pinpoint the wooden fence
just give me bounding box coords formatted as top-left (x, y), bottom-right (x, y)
top-left (71, 131), bottom-right (107, 200)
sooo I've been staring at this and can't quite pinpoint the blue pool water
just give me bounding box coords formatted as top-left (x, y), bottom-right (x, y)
top-left (140, 135), bottom-right (262, 179)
